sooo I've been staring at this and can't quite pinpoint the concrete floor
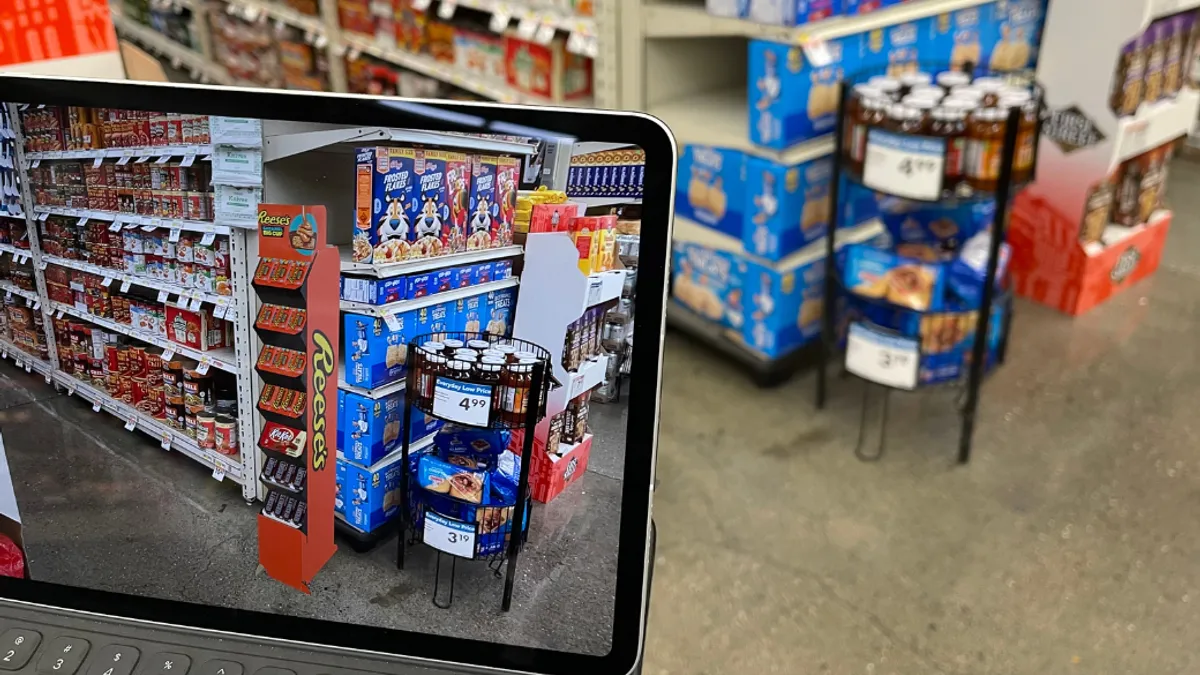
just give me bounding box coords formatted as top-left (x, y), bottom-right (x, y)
top-left (643, 158), bottom-right (1200, 675)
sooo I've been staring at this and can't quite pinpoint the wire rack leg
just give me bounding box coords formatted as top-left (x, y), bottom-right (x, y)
top-left (433, 552), bottom-right (456, 609)
top-left (854, 384), bottom-right (890, 462)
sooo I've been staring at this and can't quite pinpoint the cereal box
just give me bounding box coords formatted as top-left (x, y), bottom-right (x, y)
top-left (460, 290), bottom-right (489, 334)
top-left (677, 145), bottom-right (746, 239)
top-left (354, 146), bottom-right (419, 265)
top-left (468, 155), bottom-right (501, 249)
top-left (495, 156), bottom-right (521, 245)
top-left (485, 288), bottom-right (515, 336)
top-left (743, 154), bottom-right (833, 261)
top-left (344, 310), bottom-right (416, 389)
top-left (748, 35), bottom-right (860, 150)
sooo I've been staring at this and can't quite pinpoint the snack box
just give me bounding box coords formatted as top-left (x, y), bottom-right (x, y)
top-left (340, 275), bottom-right (407, 305)
top-left (338, 388), bottom-right (443, 467)
top-left (417, 454), bottom-right (489, 504)
top-left (748, 34), bottom-right (860, 150)
top-left (676, 145), bottom-right (746, 239)
top-left (492, 259), bottom-right (513, 280)
top-left (528, 202), bottom-right (581, 234)
top-left (413, 300), bottom-right (458, 341)
top-left (339, 451), bottom-right (407, 533)
top-left (979, 0), bottom-right (1046, 74)
top-left (843, 0), bottom-right (909, 15)
top-left (743, 154), bottom-right (833, 261)
top-left (484, 287), bottom-right (515, 336)
top-left (469, 262), bottom-right (493, 285)
top-left (451, 266), bottom-right (473, 289)
top-left (459, 290), bottom-right (489, 334)
top-left (406, 269), bottom-right (454, 298)
top-left (744, 0), bottom-right (841, 25)
top-left (842, 243), bottom-right (946, 313)
top-left (469, 155), bottom-right (521, 248)
top-left (859, 18), bottom-right (933, 78)
top-left (335, 458), bottom-right (347, 516)
top-left (166, 305), bottom-right (225, 351)
top-left (343, 309), bottom-right (416, 389)
top-left (739, 241), bottom-right (828, 358)
top-left (670, 241), bottom-right (748, 331)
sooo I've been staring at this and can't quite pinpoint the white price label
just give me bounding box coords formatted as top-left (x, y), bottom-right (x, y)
top-left (78, 217), bottom-right (88, 227)
top-left (92, 157), bottom-right (104, 168)
top-left (382, 311), bottom-right (402, 331)
top-left (213, 304), bottom-right (228, 319)
top-left (45, 374), bottom-right (52, 384)
top-left (423, 511), bottom-right (475, 559)
top-left (102, 276), bottom-right (113, 287)
top-left (108, 222), bottom-right (122, 232)
top-left (169, 228), bottom-right (181, 243)
top-left (172, 294), bottom-right (184, 306)
top-left (188, 297), bottom-right (203, 312)
top-left (30, 159), bottom-right (39, 168)
top-left (36, 212), bottom-right (49, 222)
top-left (798, 37), bottom-right (834, 67)
top-left (197, 359), bottom-right (211, 375)
top-left (156, 155), bottom-right (171, 165)
top-left (55, 309), bottom-right (64, 319)
top-left (124, 222), bottom-right (138, 230)
top-left (845, 323), bottom-right (920, 391)
top-left (489, 4), bottom-right (511, 32)
top-left (120, 280), bottom-right (132, 293)
top-left (31, 301), bottom-right (38, 311)
top-left (412, 0), bottom-right (432, 9)
top-left (433, 377), bottom-right (492, 427)
top-left (162, 348), bottom-right (176, 361)
top-left (116, 155), bottom-right (131, 166)
top-left (23, 362), bottom-right (30, 373)
top-left (516, 11), bottom-right (538, 39)
top-left (161, 432), bottom-right (172, 450)
top-left (212, 467), bottom-right (225, 482)
top-left (200, 232), bottom-right (216, 246)
top-left (67, 384), bottom-right (74, 396)
top-left (862, 129), bottom-right (946, 202)
top-left (136, 156), bottom-right (150, 164)
top-left (92, 400), bottom-right (102, 413)
top-left (437, 0), bottom-right (456, 19)
top-left (3, 292), bottom-right (10, 301)
top-left (125, 415), bottom-right (137, 431)
top-left (157, 290), bottom-right (169, 303)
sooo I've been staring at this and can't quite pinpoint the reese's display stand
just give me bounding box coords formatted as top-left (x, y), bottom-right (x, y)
top-left (396, 333), bottom-right (551, 611)
top-left (815, 65), bottom-right (1041, 464)
top-left (253, 204), bottom-right (339, 593)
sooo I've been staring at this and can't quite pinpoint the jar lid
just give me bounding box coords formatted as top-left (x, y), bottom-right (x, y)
top-left (936, 71), bottom-right (972, 88)
top-left (949, 86), bottom-right (985, 99)
top-left (900, 72), bottom-right (933, 87)
top-left (449, 360), bottom-right (472, 371)
top-left (422, 340), bottom-right (445, 352)
top-left (481, 356), bottom-right (506, 365)
top-left (495, 344), bottom-right (517, 354)
top-left (443, 339), bottom-right (465, 349)
top-left (888, 104), bottom-right (921, 120)
top-left (479, 361), bottom-right (502, 372)
top-left (215, 414), bottom-right (235, 424)
top-left (428, 353), bottom-right (447, 364)
top-left (514, 350), bottom-right (539, 360)
top-left (853, 84), bottom-right (883, 98)
top-left (902, 96), bottom-right (937, 110)
top-left (467, 340), bottom-right (490, 349)
top-left (482, 349), bottom-right (506, 358)
top-left (973, 78), bottom-right (1006, 92)
top-left (867, 75), bottom-right (902, 91)
top-left (932, 107), bottom-right (966, 121)
top-left (944, 99), bottom-right (978, 112)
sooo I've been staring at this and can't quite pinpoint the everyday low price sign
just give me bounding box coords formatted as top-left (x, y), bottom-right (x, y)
top-left (863, 129), bottom-right (946, 201)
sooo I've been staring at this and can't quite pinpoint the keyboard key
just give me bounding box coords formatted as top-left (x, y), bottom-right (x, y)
top-left (251, 669), bottom-right (294, 675)
top-left (36, 637), bottom-right (90, 675)
top-left (137, 653), bottom-right (189, 675)
top-left (0, 629), bottom-right (41, 670)
top-left (195, 661), bottom-right (241, 675)
top-left (87, 645), bottom-right (140, 675)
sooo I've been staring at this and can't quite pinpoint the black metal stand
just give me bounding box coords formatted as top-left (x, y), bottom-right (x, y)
top-left (816, 69), bottom-right (1031, 465)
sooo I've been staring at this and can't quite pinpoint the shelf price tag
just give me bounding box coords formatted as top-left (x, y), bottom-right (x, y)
top-left (120, 280), bottom-right (132, 293)
top-left (102, 276), bottom-right (114, 287)
top-left (213, 304), bottom-right (228, 319)
top-left (78, 217), bottom-right (88, 227)
top-left (862, 129), bottom-right (946, 202)
top-left (162, 347), bottom-right (176, 361)
top-left (845, 323), bottom-right (919, 391)
top-left (92, 157), bottom-right (104, 168)
top-left (534, 15), bottom-right (557, 45)
top-left (29, 159), bottom-right (39, 168)
top-left (161, 432), bottom-right (172, 450)
top-left (156, 290), bottom-right (170, 303)
top-left (437, 0), bottom-right (456, 19)
top-left (3, 292), bottom-right (10, 301)
top-left (382, 311), bottom-right (402, 331)
top-left (44, 374), bottom-right (52, 384)
top-left (125, 415), bottom-right (138, 431)
top-left (116, 155), bottom-right (131, 166)
top-left (22, 362), bottom-right (30, 373)
top-left (489, 3), bottom-right (511, 32)
top-left (212, 460), bottom-right (227, 482)
top-left (55, 309), bottom-right (64, 319)
top-left (92, 400), bottom-right (102, 413)
top-left (135, 156), bottom-right (151, 164)
top-left (200, 232), bottom-right (216, 246)
top-left (433, 377), bottom-right (492, 427)
top-left (67, 383), bottom-right (75, 396)
top-left (197, 358), bottom-right (212, 375)
top-left (169, 227), bottom-right (182, 243)
top-left (36, 212), bottom-right (49, 222)
top-left (516, 10), bottom-right (538, 39)
top-left (423, 511), bottom-right (475, 559)
top-left (108, 222), bottom-right (123, 232)
top-left (155, 155), bottom-right (171, 165)
top-left (188, 297), bottom-right (203, 312)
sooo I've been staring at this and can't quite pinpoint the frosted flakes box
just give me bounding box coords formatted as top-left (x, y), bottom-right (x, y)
top-left (469, 155), bottom-right (521, 249)
top-left (353, 146), bottom-right (419, 265)
top-left (677, 145), bottom-right (746, 239)
top-left (748, 35), bottom-right (858, 150)
top-left (411, 149), bottom-right (471, 258)
top-left (743, 154), bottom-right (832, 261)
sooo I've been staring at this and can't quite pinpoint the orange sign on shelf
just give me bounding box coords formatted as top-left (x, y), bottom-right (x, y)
top-left (0, 0), bottom-right (118, 67)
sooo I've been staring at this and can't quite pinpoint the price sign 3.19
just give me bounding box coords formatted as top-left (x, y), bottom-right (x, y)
top-left (862, 129), bottom-right (946, 202)
top-left (432, 377), bottom-right (493, 427)
top-left (845, 322), bottom-right (920, 391)
top-left (424, 511), bottom-right (476, 559)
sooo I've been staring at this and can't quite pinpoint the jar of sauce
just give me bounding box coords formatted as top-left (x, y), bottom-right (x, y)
top-left (931, 106), bottom-right (968, 191)
top-left (421, 341), bottom-right (445, 357)
top-left (845, 84), bottom-right (885, 165)
top-left (417, 353), bottom-right (446, 408)
top-left (998, 94), bottom-right (1037, 183)
top-left (966, 107), bottom-right (1007, 192)
top-left (936, 70), bottom-right (971, 93)
top-left (972, 79), bottom-right (1007, 107)
top-left (501, 361), bottom-right (532, 425)
top-left (901, 98), bottom-right (936, 132)
top-left (849, 97), bottom-right (887, 172)
top-left (477, 360), bottom-right (503, 420)
top-left (494, 344), bottom-right (518, 362)
top-left (886, 104), bottom-right (925, 135)
top-left (899, 72), bottom-right (933, 96)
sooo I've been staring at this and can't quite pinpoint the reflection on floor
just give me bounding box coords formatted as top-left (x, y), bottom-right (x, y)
top-left (0, 371), bottom-right (624, 656)
top-left (645, 159), bottom-right (1200, 674)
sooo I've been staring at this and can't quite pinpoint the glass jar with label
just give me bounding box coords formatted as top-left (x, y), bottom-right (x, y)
top-left (418, 353), bottom-right (446, 409)
top-left (998, 94), bottom-right (1037, 183)
top-left (902, 97), bottom-right (937, 132)
top-left (966, 107), bottom-right (1007, 192)
top-left (886, 104), bottom-right (925, 135)
top-left (448, 359), bottom-right (474, 385)
top-left (501, 361), bottom-right (532, 425)
top-left (479, 356), bottom-right (506, 418)
top-left (849, 97), bottom-right (888, 173)
top-left (494, 343), bottom-right (518, 363)
top-left (931, 106), bottom-right (968, 191)
top-left (845, 85), bottom-right (885, 167)
top-left (971, 78), bottom-right (1006, 106)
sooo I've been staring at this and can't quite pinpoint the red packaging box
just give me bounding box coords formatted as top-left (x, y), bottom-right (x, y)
top-left (165, 305), bottom-right (226, 351)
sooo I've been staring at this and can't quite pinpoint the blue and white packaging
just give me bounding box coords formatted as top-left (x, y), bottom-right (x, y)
top-left (677, 145), bottom-right (746, 238)
top-left (743, 0), bottom-right (841, 26)
top-left (740, 242), bottom-right (828, 358)
top-left (748, 36), bottom-right (858, 150)
top-left (340, 276), bottom-right (407, 305)
top-left (460, 290), bottom-right (489, 334)
top-left (981, 0), bottom-right (1045, 73)
top-left (414, 301), bottom-right (456, 341)
top-left (344, 310), bottom-right (416, 389)
top-left (339, 451), bottom-right (407, 533)
top-left (470, 262), bottom-right (493, 285)
top-left (335, 457), bottom-right (347, 516)
top-left (843, 0), bottom-right (907, 14)
top-left (451, 266), bottom-right (472, 289)
top-left (485, 287), bottom-right (515, 336)
top-left (338, 388), bottom-right (442, 467)
top-left (861, 19), bottom-right (929, 76)
top-left (406, 271), bottom-right (437, 299)
top-left (670, 241), bottom-right (747, 330)
top-left (492, 259), bottom-right (513, 280)
top-left (743, 155), bottom-right (833, 261)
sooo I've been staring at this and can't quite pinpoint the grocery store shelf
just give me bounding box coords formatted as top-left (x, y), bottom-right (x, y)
top-left (54, 372), bottom-right (245, 485)
top-left (564, 355), bottom-right (606, 400)
top-left (339, 245), bottom-right (523, 278)
top-left (0, 339), bottom-right (52, 377)
top-left (584, 270), bottom-right (625, 310)
top-left (109, 10), bottom-right (233, 85)
top-left (337, 370), bottom-right (406, 399)
top-left (43, 255), bottom-right (237, 318)
top-left (649, 88), bottom-right (835, 164)
top-left (0, 212), bottom-right (25, 221)
top-left (50, 300), bottom-right (239, 374)
top-left (0, 243), bottom-right (32, 261)
top-left (674, 215), bottom-right (884, 269)
top-left (1116, 89), bottom-right (1200, 162)
top-left (0, 281), bottom-right (40, 304)
top-left (32, 206), bottom-right (235, 235)
top-left (26, 145), bottom-right (213, 162)
top-left (449, 0), bottom-right (597, 35)
top-left (340, 277), bottom-right (519, 317)
top-left (263, 125), bottom-right (537, 162)
top-left (341, 33), bottom-right (592, 108)
top-left (226, 0), bottom-right (327, 35)
top-left (571, 196), bottom-right (643, 207)
top-left (642, 0), bottom-right (995, 41)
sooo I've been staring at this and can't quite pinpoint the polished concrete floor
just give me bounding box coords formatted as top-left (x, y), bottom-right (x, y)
top-left (644, 158), bottom-right (1200, 675)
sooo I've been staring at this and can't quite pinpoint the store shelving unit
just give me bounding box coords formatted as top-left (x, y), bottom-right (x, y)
top-left (110, 0), bottom-right (619, 108)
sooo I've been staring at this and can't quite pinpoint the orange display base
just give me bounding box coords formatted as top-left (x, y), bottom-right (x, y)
top-left (257, 514), bottom-right (336, 594)
top-left (1009, 192), bottom-right (1172, 316)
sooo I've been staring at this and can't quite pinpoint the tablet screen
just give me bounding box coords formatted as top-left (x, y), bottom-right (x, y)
top-left (0, 84), bottom-right (662, 671)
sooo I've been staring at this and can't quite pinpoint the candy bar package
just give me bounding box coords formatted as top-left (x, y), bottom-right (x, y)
top-left (842, 243), bottom-right (946, 312)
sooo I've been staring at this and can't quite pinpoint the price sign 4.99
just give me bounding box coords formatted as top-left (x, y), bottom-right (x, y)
top-left (863, 129), bottom-right (946, 201)
top-left (845, 322), bottom-right (920, 390)
top-left (433, 377), bottom-right (493, 427)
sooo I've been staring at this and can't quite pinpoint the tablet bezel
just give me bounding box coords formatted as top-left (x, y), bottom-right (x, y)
top-left (0, 75), bottom-right (674, 675)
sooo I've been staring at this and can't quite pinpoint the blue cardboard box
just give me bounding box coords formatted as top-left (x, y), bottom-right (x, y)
top-left (843, 0), bottom-right (906, 14)
top-left (740, 243), bottom-right (828, 358)
top-left (485, 287), bottom-right (515, 336)
top-left (344, 309), bottom-right (416, 389)
top-left (470, 262), bottom-right (493, 285)
top-left (335, 457), bottom-right (347, 516)
top-left (980, 0), bottom-right (1045, 73)
top-left (743, 154), bottom-right (833, 261)
top-left (338, 388), bottom-right (443, 467)
top-left (352, 146), bottom-right (421, 265)
top-left (743, 0), bottom-right (840, 25)
top-left (860, 18), bottom-right (931, 76)
top-left (406, 271), bottom-right (434, 299)
top-left (670, 241), bottom-right (748, 331)
top-left (413, 300), bottom-right (456, 342)
top-left (460, 290), bottom-right (489, 334)
top-left (748, 35), bottom-right (859, 150)
top-left (676, 145), bottom-right (746, 238)
top-left (339, 451), bottom-right (407, 533)
top-left (451, 266), bottom-right (472, 289)
top-left (340, 275), bottom-right (407, 305)
top-left (492, 259), bottom-right (513, 280)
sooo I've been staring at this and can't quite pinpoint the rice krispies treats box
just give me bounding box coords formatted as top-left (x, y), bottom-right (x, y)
top-left (344, 309), bottom-right (416, 389)
top-left (748, 35), bottom-right (859, 150)
top-left (485, 287), bottom-right (516, 336)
